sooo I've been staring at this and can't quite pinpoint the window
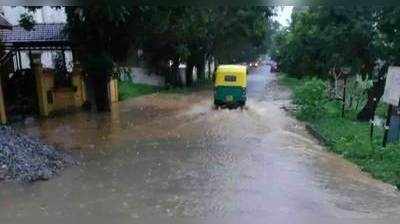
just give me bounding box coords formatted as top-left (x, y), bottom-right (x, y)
top-left (224, 75), bottom-right (237, 82)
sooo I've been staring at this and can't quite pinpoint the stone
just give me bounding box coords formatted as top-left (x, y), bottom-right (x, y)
top-left (0, 126), bottom-right (75, 183)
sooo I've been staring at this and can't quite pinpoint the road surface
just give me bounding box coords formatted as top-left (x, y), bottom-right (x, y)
top-left (1, 66), bottom-right (400, 224)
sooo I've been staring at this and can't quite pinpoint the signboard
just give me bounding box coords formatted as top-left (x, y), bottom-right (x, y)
top-left (383, 66), bottom-right (400, 106)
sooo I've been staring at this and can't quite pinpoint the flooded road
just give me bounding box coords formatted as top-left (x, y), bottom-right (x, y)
top-left (1, 66), bottom-right (400, 223)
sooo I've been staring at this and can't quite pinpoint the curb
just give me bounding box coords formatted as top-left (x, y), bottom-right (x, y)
top-left (305, 124), bottom-right (330, 146)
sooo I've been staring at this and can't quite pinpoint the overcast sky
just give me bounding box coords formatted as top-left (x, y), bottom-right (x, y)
top-left (273, 6), bottom-right (293, 27)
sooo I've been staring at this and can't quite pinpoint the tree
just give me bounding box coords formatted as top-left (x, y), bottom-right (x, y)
top-left (139, 6), bottom-right (273, 87)
top-left (357, 7), bottom-right (400, 121)
top-left (271, 6), bottom-right (377, 79)
top-left (64, 1), bottom-right (140, 110)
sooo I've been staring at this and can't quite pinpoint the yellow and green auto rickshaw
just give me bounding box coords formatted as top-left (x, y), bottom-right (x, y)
top-left (214, 65), bottom-right (247, 108)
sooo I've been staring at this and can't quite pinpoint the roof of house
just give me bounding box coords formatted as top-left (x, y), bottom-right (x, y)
top-left (0, 23), bottom-right (70, 50)
top-left (0, 23), bottom-right (68, 43)
top-left (0, 15), bottom-right (12, 30)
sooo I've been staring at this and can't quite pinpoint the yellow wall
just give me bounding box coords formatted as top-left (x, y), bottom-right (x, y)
top-left (52, 88), bottom-right (78, 111)
top-left (35, 63), bottom-right (87, 116)
top-left (36, 68), bottom-right (117, 116)
top-left (21, 56), bottom-right (115, 118)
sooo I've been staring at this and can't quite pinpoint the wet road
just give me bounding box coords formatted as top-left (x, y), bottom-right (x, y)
top-left (1, 66), bottom-right (400, 223)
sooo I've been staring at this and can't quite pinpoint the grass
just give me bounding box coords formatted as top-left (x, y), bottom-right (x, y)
top-left (376, 102), bottom-right (389, 118)
top-left (161, 79), bottom-right (214, 94)
top-left (278, 73), bottom-right (400, 189)
top-left (118, 81), bottom-right (159, 101)
top-left (278, 73), bottom-right (306, 89)
top-left (118, 79), bottom-right (213, 101)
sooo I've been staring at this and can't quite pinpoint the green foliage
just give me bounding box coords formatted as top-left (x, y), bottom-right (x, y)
top-left (313, 109), bottom-right (400, 189)
top-left (277, 73), bottom-right (305, 89)
top-left (24, 5), bottom-right (273, 88)
top-left (293, 78), bottom-right (328, 120)
top-left (271, 6), bottom-right (400, 121)
top-left (281, 75), bottom-right (400, 189)
top-left (83, 53), bottom-right (114, 76)
top-left (376, 7), bottom-right (400, 65)
top-left (274, 7), bottom-right (400, 188)
top-left (53, 52), bottom-right (70, 87)
top-left (376, 102), bottom-right (389, 118)
top-left (139, 6), bottom-right (273, 84)
top-left (19, 13), bottom-right (35, 31)
top-left (271, 6), bottom-right (377, 78)
top-left (367, 144), bottom-right (400, 188)
top-left (346, 76), bottom-right (373, 111)
top-left (118, 81), bottom-right (158, 101)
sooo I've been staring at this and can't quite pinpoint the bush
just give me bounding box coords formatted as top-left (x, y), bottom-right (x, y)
top-left (293, 78), bottom-right (328, 120)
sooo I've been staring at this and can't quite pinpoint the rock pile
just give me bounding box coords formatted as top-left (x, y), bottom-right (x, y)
top-left (0, 126), bottom-right (75, 183)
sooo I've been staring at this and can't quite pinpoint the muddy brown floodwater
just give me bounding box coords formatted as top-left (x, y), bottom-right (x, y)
top-left (1, 66), bottom-right (400, 224)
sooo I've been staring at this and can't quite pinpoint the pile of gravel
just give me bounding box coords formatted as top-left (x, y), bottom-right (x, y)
top-left (0, 126), bottom-right (75, 183)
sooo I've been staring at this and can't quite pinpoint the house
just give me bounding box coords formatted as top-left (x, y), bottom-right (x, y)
top-left (0, 13), bottom-right (11, 29)
top-left (0, 7), bottom-right (117, 124)
top-left (1, 6), bottom-right (72, 70)
top-left (0, 14), bottom-right (10, 124)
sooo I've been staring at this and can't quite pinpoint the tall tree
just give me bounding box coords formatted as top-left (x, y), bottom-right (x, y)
top-left (271, 6), bottom-right (377, 78)
top-left (65, 1), bottom-right (139, 110)
top-left (357, 7), bottom-right (400, 121)
top-left (140, 6), bottom-right (273, 87)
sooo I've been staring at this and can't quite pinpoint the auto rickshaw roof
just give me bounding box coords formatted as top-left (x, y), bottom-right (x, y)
top-left (217, 65), bottom-right (247, 74)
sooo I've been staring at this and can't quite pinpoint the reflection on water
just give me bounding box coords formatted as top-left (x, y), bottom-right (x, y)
top-left (1, 70), bottom-right (400, 224)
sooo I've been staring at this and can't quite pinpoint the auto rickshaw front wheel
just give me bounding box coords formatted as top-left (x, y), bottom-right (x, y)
top-left (214, 100), bottom-right (222, 109)
top-left (238, 101), bottom-right (246, 109)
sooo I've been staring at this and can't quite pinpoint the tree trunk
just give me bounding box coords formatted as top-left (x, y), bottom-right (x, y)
top-left (171, 58), bottom-right (181, 87)
top-left (89, 74), bottom-right (110, 112)
top-left (196, 55), bottom-right (206, 81)
top-left (357, 65), bottom-right (388, 121)
top-left (185, 59), bottom-right (194, 87)
top-left (207, 58), bottom-right (212, 80)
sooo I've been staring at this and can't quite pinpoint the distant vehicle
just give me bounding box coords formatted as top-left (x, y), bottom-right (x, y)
top-left (214, 65), bottom-right (247, 109)
top-left (248, 61), bottom-right (260, 68)
top-left (271, 64), bottom-right (278, 72)
top-left (267, 60), bottom-right (278, 73)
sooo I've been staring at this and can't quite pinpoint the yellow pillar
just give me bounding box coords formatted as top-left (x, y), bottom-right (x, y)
top-left (113, 79), bottom-right (118, 102)
top-left (108, 78), bottom-right (119, 104)
top-left (0, 75), bottom-right (6, 124)
top-left (72, 62), bottom-right (86, 107)
top-left (33, 54), bottom-right (50, 116)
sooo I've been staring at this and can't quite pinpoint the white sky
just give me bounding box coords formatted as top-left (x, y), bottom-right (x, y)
top-left (273, 6), bottom-right (293, 27)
